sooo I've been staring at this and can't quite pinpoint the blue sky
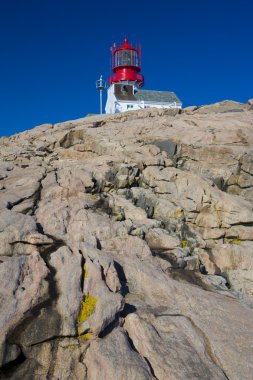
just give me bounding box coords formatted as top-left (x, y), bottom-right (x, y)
top-left (0, 0), bottom-right (252, 136)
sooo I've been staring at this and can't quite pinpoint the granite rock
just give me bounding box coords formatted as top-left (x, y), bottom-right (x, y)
top-left (1, 102), bottom-right (253, 379)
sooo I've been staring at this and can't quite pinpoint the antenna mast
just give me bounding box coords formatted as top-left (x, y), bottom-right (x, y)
top-left (96, 75), bottom-right (107, 114)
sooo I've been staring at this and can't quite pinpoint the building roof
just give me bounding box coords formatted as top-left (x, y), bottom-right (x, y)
top-left (113, 84), bottom-right (182, 104)
top-left (135, 89), bottom-right (181, 104)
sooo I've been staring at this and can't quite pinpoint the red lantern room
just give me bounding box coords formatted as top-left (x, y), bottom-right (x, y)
top-left (109, 38), bottom-right (144, 86)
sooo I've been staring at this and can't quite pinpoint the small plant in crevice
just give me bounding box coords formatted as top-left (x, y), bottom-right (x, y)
top-left (175, 209), bottom-right (184, 218)
top-left (180, 240), bottom-right (189, 248)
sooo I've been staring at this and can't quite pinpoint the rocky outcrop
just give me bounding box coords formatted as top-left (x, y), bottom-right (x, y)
top-left (0, 100), bottom-right (253, 379)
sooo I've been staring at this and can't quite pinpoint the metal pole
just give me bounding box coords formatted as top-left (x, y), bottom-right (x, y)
top-left (96, 75), bottom-right (106, 114)
top-left (100, 89), bottom-right (103, 114)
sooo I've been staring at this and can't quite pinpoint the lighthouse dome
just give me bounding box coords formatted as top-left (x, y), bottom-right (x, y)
top-left (109, 38), bottom-right (144, 86)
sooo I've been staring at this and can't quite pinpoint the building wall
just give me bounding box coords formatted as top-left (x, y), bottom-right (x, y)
top-left (109, 101), bottom-right (182, 114)
top-left (105, 86), bottom-right (116, 114)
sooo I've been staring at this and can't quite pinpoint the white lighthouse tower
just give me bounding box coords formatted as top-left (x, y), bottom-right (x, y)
top-left (105, 38), bottom-right (182, 114)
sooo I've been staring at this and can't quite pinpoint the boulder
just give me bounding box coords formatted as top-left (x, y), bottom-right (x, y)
top-left (77, 255), bottom-right (123, 337)
top-left (194, 100), bottom-right (247, 114)
top-left (224, 269), bottom-right (253, 297)
top-left (248, 98), bottom-right (253, 110)
top-left (0, 253), bottom-right (49, 366)
top-left (85, 328), bottom-right (153, 380)
top-left (145, 228), bottom-right (180, 251)
top-left (49, 246), bottom-right (83, 335)
top-left (0, 210), bottom-right (53, 256)
top-left (115, 252), bottom-right (253, 379)
top-left (210, 243), bottom-right (253, 273)
top-left (124, 312), bottom-right (226, 380)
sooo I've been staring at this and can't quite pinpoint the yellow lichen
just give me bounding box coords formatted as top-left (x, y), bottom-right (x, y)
top-left (83, 265), bottom-right (88, 280)
top-left (175, 209), bottom-right (184, 218)
top-left (68, 343), bottom-right (79, 349)
top-left (114, 214), bottom-right (122, 221)
top-left (77, 293), bottom-right (97, 336)
top-left (79, 331), bottom-right (91, 340)
top-left (225, 238), bottom-right (242, 245)
top-left (90, 194), bottom-right (97, 200)
top-left (180, 240), bottom-right (189, 248)
top-left (232, 239), bottom-right (242, 245)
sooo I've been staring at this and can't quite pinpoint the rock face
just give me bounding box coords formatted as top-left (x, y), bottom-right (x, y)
top-left (0, 100), bottom-right (253, 379)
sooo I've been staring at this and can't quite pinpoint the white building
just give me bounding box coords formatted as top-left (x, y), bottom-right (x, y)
top-left (105, 82), bottom-right (182, 114)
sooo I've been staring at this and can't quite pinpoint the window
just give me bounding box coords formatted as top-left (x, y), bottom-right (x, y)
top-left (114, 49), bottom-right (139, 68)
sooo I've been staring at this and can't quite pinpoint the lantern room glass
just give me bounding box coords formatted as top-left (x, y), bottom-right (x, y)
top-left (114, 49), bottom-right (139, 68)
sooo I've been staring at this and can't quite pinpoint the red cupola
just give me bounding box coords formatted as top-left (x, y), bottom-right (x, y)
top-left (109, 38), bottom-right (144, 86)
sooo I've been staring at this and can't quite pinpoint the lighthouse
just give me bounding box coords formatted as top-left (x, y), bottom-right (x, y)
top-left (105, 38), bottom-right (182, 114)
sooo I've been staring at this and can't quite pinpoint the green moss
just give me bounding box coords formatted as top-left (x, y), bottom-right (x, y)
top-left (77, 293), bottom-right (97, 336)
top-left (180, 240), bottom-right (189, 248)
